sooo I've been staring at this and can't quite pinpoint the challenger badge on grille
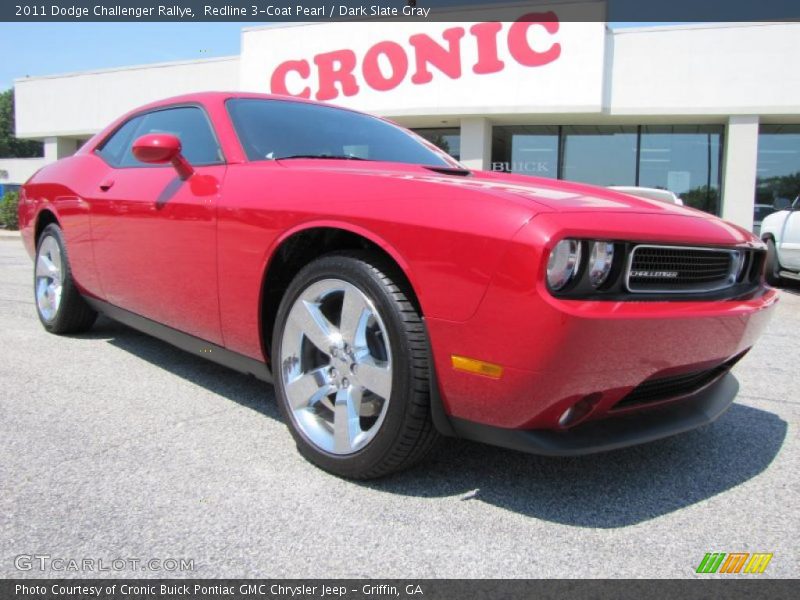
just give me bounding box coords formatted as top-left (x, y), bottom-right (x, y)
top-left (626, 244), bottom-right (738, 293)
top-left (629, 270), bottom-right (680, 278)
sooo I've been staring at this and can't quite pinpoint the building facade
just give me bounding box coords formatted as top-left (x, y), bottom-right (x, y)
top-left (5, 1), bottom-right (800, 230)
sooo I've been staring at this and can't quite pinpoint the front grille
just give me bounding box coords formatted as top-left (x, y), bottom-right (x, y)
top-left (613, 352), bottom-right (746, 410)
top-left (626, 245), bottom-right (739, 293)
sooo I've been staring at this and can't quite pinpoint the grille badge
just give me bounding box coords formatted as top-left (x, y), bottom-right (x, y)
top-left (629, 270), bottom-right (679, 278)
top-left (625, 244), bottom-right (740, 294)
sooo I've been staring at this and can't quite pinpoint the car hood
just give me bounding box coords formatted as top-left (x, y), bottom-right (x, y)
top-left (276, 159), bottom-right (692, 213)
top-left (272, 160), bottom-right (758, 243)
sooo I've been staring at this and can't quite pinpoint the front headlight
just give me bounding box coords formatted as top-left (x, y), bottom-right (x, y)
top-left (547, 239), bottom-right (582, 291)
top-left (588, 241), bottom-right (614, 288)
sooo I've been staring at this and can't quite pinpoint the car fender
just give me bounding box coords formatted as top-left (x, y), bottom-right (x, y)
top-left (262, 218), bottom-right (418, 293)
top-left (760, 211), bottom-right (786, 243)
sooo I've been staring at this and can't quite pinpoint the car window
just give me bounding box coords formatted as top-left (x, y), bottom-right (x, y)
top-left (97, 106), bottom-right (223, 168)
top-left (96, 115), bottom-right (145, 167)
top-left (226, 98), bottom-right (452, 167)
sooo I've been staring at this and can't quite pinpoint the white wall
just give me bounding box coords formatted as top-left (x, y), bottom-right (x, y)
top-left (609, 23), bottom-right (800, 116)
top-left (0, 157), bottom-right (48, 185)
top-left (240, 2), bottom-right (607, 117)
top-left (14, 56), bottom-right (240, 139)
top-left (721, 116), bottom-right (760, 230)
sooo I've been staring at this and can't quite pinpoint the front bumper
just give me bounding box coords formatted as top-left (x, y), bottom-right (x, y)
top-left (448, 372), bottom-right (738, 456)
top-left (426, 214), bottom-right (779, 433)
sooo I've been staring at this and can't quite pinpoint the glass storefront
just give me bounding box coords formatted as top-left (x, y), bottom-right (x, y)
top-left (491, 126), bottom-right (559, 179)
top-left (491, 124), bottom-right (725, 215)
top-left (561, 125), bottom-right (638, 186)
top-left (412, 128), bottom-right (461, 161)
top-left (756, 125), bottom-right (800, 208)
top-left (639, 126), bottom-right (723, 215)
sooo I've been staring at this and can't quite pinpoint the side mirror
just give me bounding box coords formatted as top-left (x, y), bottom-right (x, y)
top-left (131, 133), bottom-right (193, 180)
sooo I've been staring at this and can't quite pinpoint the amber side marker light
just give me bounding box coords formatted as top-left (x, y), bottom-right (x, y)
top-left (451, 355), bottom-right (504, 379)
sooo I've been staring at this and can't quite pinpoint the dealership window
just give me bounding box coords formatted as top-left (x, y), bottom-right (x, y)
top-left (490, 124), bottom-right (724, 215)
top-left (561, 126), bottom-right (638, 186)
top-left (639, 126), bottom-right (723, 215)
top-left (412, 128), bottom-right (461, 161)
top-left (756, 125), bottom-right (800, 209)
top-left (491, 126), bottom-right (559, 178)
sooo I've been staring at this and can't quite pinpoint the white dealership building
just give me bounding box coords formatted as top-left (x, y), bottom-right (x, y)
top-left (3, 0), bottom-right (800, 230)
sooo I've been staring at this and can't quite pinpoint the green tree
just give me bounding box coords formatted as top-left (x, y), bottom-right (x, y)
top-left (757, 171), bottom-right (800, 203)
top-left (0, 88), bottom-right (43, 158)
top-left (682, 185), bottom-right (720, 214)
top-left (0, 191), bottom-right (19, 230)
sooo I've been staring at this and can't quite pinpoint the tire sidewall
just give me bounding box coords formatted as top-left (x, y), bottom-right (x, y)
top-left (765, 238), bottom-right (781, 285)
top-left (35, 224), bottom-right (67, 332)
top-left (272, 254), bottom-right (416, 476)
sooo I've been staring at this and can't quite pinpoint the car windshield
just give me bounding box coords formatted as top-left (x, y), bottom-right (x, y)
top-left (226, 98), bottom-right (453, 167)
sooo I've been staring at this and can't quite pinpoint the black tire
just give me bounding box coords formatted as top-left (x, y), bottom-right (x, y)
top-left (34, 223), bottom-right (97, 334)
top-left (764, 238), bottom-right (783, 286)
top-left (272, 251), bottom-right (439, 479)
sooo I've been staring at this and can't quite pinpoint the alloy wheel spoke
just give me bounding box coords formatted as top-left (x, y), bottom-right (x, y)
top-left (339, 287), bottom-right (369, 347)
top-left (333, 387), bottom-right (361, 453)
top-left (292, 300), bottom-right (340, 355)
top-left (36, 254), bottom-right (59, 281)
top-left (355, 359), bottom-right (392, 399)
top-left (285, 366), bottom-right (334, 410)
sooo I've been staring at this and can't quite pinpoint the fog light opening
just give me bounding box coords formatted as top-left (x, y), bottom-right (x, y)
top-left (558, 393), bottom-right (602, 428)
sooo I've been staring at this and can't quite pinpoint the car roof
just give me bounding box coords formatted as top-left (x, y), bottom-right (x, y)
top-left (79, 91), bottom-right (378, 158)
top-left (131, 91), bottom-right (351, 114)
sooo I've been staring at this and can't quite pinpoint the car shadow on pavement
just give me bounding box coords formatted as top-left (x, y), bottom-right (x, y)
top-left (367, 405), bottom-right (787, 528)
top-left (82, 317), bottom-right (282, 421)
top-left (83, 317), bottom-right (787, 529)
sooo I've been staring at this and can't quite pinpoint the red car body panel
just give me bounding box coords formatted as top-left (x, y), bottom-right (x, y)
top-left (18, 92), bottom-right (777, 448)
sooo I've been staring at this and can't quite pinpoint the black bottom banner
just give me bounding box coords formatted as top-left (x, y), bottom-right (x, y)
top-left (1, 579), bottom-right (795, 600)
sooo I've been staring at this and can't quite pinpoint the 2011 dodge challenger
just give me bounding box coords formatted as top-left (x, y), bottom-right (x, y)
top-left (19, 92), bottom-right (777, 478)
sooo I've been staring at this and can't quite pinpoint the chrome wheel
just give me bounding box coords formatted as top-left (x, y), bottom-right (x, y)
top-left (35, 235), bottom-right (63, 322)
top-left (280, 278), bottom-right (393, 455)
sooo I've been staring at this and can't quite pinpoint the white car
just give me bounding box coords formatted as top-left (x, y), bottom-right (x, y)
top-left (760, 196), bottom-right (800, 285)
top-left (609, 186), bottom-right (684, 205)
top-left (753, 203), bottom-right (776, 237)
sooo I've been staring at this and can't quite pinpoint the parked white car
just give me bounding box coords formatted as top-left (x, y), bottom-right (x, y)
top-left (753, 203), bottom-right (776, 237)
top-left (609, 186), bottom-right (684, 205)
top-left (760, 196), bottom-right (800, 285)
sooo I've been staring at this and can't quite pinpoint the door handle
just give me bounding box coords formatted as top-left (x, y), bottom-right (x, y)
top-left (99, 179), bottom-right (115, 191)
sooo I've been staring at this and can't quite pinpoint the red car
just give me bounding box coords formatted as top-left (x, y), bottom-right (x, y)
top-left (19, 92), bottom-right (777, 478)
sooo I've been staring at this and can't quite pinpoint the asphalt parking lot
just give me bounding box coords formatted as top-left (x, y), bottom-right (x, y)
top-left (0, 234), bottom-right (797, 579)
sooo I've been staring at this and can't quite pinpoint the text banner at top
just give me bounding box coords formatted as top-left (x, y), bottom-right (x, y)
top-left (3, 0), bottom-right (800, 22)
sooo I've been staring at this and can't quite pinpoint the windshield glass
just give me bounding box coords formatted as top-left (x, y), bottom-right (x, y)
top-left (227, 98), bottom-right (453, 166)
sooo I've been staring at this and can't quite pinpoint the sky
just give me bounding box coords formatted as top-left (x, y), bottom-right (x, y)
top-left (0, 21), bottom-right (671, 91)
top-left (1, 23), bottom-right (251, 90)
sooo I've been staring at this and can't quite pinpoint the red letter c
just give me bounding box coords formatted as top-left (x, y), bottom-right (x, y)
top-left (270, 60), bottom-right (311, 98)
top-left (508, 12), bottom-right (561, 67)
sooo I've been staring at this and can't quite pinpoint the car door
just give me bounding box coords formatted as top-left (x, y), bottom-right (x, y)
top-left (89, 105), bottom-right (225, 344)
top-left (778, 197), bottom-right (800, 270)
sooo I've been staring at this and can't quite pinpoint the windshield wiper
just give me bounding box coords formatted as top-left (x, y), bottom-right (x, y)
top-left (276, 154), bottom-right (371, 161)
